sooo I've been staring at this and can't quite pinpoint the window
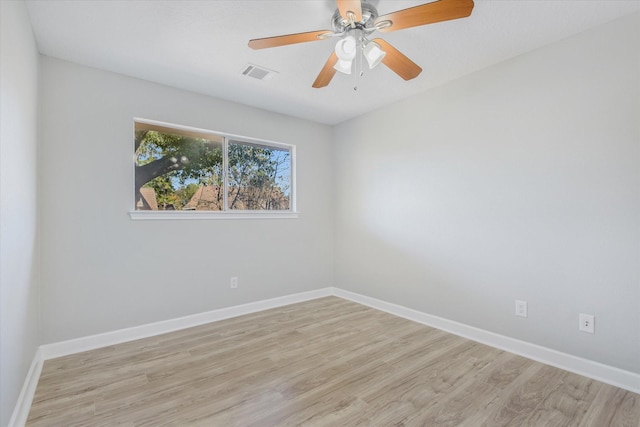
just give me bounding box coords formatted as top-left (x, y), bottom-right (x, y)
top-left (132, 119), bottom-right (295, 219)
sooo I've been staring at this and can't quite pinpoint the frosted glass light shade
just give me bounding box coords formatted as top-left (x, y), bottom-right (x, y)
top-left (334, 59), bottom-right (354, 74)
top-left (334, 36), bottom-right (357, 75)
top-left (363, 41), bottom-right (386, 69)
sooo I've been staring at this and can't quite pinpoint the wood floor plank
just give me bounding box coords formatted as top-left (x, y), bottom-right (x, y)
top-left (26, 296), bottom-right (640, 426)
top-left (522, 370), bottom-right (602, 426)
top-left (579, 385), bottom-right (640, 427)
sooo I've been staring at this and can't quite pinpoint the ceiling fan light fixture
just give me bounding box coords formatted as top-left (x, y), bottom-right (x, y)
top-left (333, 35), bottom-right (357, 74)
top-left (334, 59), bottom-right (354, 74)
top-left (363, 41), bottom-right (386, 69)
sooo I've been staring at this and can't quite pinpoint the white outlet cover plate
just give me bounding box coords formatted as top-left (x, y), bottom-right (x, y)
top-left (579, 313), bottom-right (595, 333)
top-left (515, 300), bottom-right (528, 318)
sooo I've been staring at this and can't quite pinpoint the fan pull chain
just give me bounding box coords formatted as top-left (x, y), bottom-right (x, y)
top-left (353, 59), bottom-right (358, 91)
top-left (354, 30), bottom-right (363, 91)
top-left (352, 41), bottom-right (357, 91)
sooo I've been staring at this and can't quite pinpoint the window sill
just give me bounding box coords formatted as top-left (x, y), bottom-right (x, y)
top-left (129, 211), bottom-right (299, 220)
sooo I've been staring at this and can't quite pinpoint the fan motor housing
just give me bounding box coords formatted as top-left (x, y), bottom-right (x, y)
top-left (331, 3), bottom-right (379, 33)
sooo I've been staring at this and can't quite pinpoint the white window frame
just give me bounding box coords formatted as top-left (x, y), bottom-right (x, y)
top-left (129, 118), bottom-right (297, 220)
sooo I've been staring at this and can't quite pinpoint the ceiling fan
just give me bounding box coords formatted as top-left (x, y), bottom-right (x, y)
top-left (248, 0), bottom-right (475, 88)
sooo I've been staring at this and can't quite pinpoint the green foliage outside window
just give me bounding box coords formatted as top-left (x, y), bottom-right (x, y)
top-left (134, 122), bottom-right (292, 212)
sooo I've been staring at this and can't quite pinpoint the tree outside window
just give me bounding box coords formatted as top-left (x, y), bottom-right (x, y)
top-left (134, 121), bottom-right (292, 212)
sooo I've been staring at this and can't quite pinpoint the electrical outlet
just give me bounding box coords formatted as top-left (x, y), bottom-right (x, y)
top-left (515, 300), bottom-right (528, 318)
top-left (579, 313), bottom-right (595, 334)
top-left (230, 277), bottom-right (238, 289)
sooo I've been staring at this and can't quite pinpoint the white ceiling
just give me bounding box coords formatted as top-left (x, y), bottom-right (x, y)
top-left (26, 0), bottom-right (640, 125)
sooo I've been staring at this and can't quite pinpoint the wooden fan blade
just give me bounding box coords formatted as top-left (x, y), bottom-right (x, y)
top-left (337, 0), bottom-right (363, 22)
top-left (375, 0), bottom-right (474, 33)
top-left (312, 52), bottom-right (338, 88)
top-left (249, 30), bottom-right (333, 50)
top-left (373, 39), bottom-right (422, 80)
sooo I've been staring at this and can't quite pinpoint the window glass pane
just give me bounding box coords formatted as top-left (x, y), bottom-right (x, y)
top-left (134, 121), bottom-right (295, 215)
top-left (135, 124), bottom-right (223, 211)
top-left (227, 140), bottom-right (291, 211)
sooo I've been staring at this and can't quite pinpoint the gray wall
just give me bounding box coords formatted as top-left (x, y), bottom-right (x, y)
top-left (333, 13), bottom-right (640, 373)
top-left (38, 57), bottom-right (334, 343)
top-left (0, 1), bottom-right (41, 425)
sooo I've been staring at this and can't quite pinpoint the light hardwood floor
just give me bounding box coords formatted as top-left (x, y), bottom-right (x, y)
top-left (27, 297), bottom-right (640, 426)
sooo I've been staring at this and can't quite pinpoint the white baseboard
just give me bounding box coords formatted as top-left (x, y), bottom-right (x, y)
top-left (12, 286), bottom-right (639, 427)
top-left (40, 287), bottom-right (333, 360)
top-left (8, 348), bottom-right (43, 427)
top-left (332, 287), bottom-right (640, 394)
